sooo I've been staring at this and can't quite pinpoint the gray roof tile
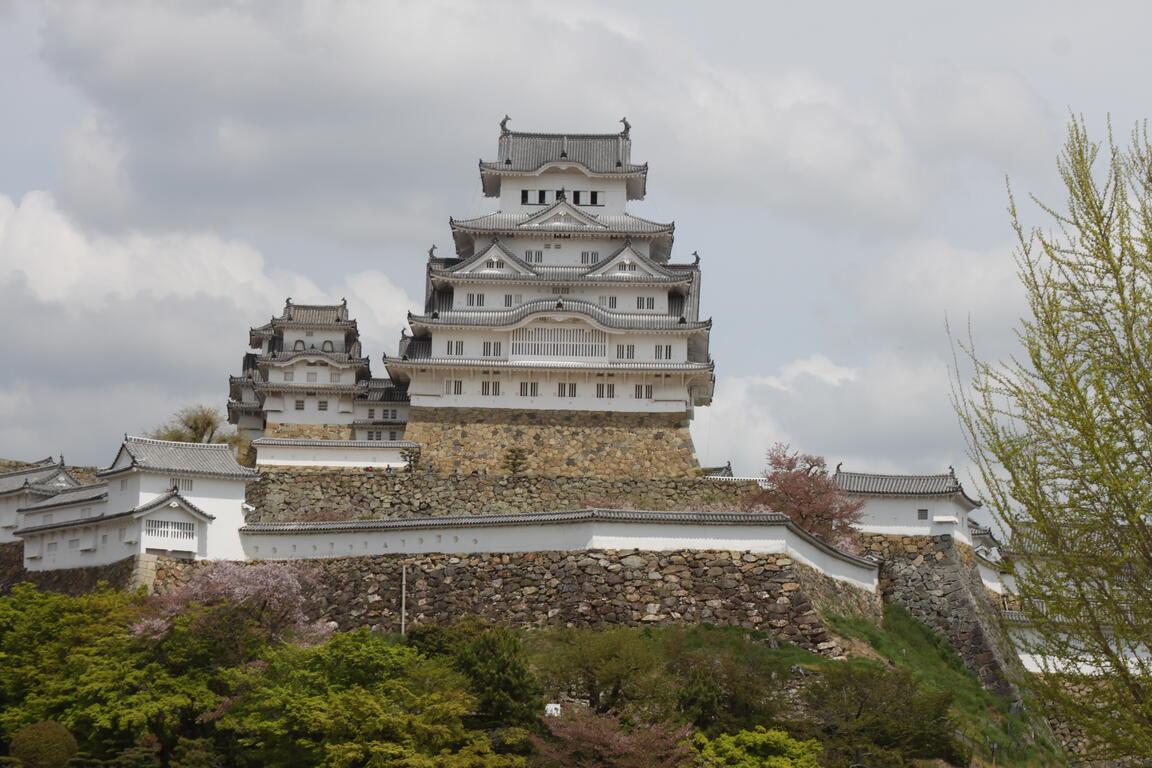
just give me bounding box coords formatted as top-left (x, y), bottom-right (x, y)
top-left (15, 490), bottom-right (212, 536)
top-left (450, 210), bottom-right (672, 236)
top-left (481, 131), bottom-right (645, 175)
top-left (0, 463), bottom-right (75, 496)
top-left (409, 298), bottom-right (710, 332)
top-left (19, 483), bottom-right (108, 511)
top-left (835, 469), bottom-right (982, 507)
top-left (97, 437), bottom-right (258, 480)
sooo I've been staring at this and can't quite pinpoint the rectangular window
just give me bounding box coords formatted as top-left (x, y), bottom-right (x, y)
top-left (482, 341), bottom-right (502, 357)
top-left (466, 293), bottom-right (485, 307)
top-left (446, 340), bottom-right (464, 356)
top-left (538, 190), bottom-right (547, 205)
top-left (596, 383), bottom-right (615, 398)
top-left (634, 384), bottom-right (654, 399)
top-left (118, 527), bottom-right (126, 541)
top-left (389, 431), bottom-right (398, 441)
top-left (505, 294), bottom-right (514, 307)
top-left (306, 371), bottom-right (318, 383)
top-left (145, 520), bottom-right (195, 539)
top-left (169, 477), bottom-right (193, 492)
top-left (305, 330), bottom-right (314, 337)
top-left (519, 381), bottom-right (539, 397)
top-left (581, 251), bottom-right (600, 264)
top-left (329, 372), bottom-right (342, 383)
top-left (589, 191), bottom-right (602, 206)
top-left (598, 296), bottom-right (617, 309)
top-left (295, 399), bottom-right (305, 411)
top-left (46, 542), bottom-right (57, 553)
top-left (636, 296), bottom-right (655, 310)
top-left (521, 189), bottom-right (529, 205)
top-left (68, 539), bottom-right (79, 550)
top-left (573, 190), bottom-right (583, 205)
top-left (917, 509), bottom-right (929, 521)
top-left (283, 371), bottom-right (295, 382)
top-left (618, 262), bottom-right (637, 272)
top-left (551, 287), bottom-right (571, 295)
top-left (616, 344), bottom-right (635, 360)
top-left (368, 408), bottom-right (375, 419)
top-left (481, 380), bottom-right (501, 396)
top-left (387, 408), bottom-right (397, 419)
top-left (524, 250), bottom-right (543, 263)
top-left (557, 382), bottom-right (577, 397)
top-left (445, 380), bottom-right (463, 395)
top-left (318, 400), bottom-right (328, 411)
top-left (120, 478), bottom-right (128, 492)
top-left (655, 344), bottom-right (673, 360)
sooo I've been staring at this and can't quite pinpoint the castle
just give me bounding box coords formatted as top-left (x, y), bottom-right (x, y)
top-left (0, 120), bottom-right (1023, 698)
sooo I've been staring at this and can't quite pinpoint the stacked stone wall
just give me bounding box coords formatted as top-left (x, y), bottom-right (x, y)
top-left (151, 548), bottom-right (881, 656)
top-left (245, 470), bottom-right (758, 522)
top-left (859, 533), bottom-right (1023, 700)
top-left (265, 422), bottom-right (354, 440)
top-left (403, 407), bottom-right (700, 478)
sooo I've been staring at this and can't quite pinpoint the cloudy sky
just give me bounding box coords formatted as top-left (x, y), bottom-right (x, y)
top-left (1, 1), bottom-right (1148, 483)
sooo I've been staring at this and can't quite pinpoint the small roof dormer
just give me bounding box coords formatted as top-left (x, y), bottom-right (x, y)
top-left (97, 436), bottom-right (259, 482)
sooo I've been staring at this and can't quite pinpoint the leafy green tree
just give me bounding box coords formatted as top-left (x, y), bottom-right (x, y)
top-left (9, 721), bottom-right (79, 768)
top-left (957, 117), bottom-right (1152, 760)
top-left (800, 664), bottom-right (967, 767)
top-left (691, 727), bottom-right (822, 768)
top-left (530, 628), bottom-right (673, 717)
top-left (454, 628), bottom-right (543, 726)
top-left (400, 445), bottom-right (423, 472)
top-left (406, 617), bottom-right (491, 659)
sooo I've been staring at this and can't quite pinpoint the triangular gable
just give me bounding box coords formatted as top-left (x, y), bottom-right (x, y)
top-left (586, 243), bottom-right (669, 279)
top-left (107, 444), bottom-right (136, 472)
top-left (451, 240), bottom-right (536, 277)
top-left (133, 491), bottom-right (216, 522)
top-left (520, 200), bottom-right (606, 230)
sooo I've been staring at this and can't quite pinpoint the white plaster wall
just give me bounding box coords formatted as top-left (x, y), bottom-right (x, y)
top-left (853, 495), bottom-right (973, 545)
top-left (353, 402), bottom-right (408, 421)
top-left (0, 494), bottom-right (29, 543)
top-left (242, 519), bottom-right (878, 591)
top-left (270, 360), bottom-right (356, 385)
top-left (499, 172), bottom-right (629, 215)
top-left (430, 327), bottom-right (689, 363)
top-left (266, 392), bottom-right (357, 424)
top-left (500, 236), bottom-right (649, 263)
top-left (255, 444), bottom-right (408, 469)
top-left (450, 284), bottom-right (671, 313)
top-left (22, 515), bottom-right (141, 571)
top-left (281, 328), bottom-right (347, 352)
top-left (977, 558), bottom-right (1005, 595)
top-left (410, 367), bottom-right (696, 412)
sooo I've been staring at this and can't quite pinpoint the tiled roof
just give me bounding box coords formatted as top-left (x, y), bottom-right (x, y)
top-left (0, 462), bottom-right (72, 496)
top-left (256, 350), bottom-right (369, 366)
top-left (835, 469), bottom-right (982, 508)
top-left (409, 299), bottom-right (711, 332)
top-left (481, 131), bottom-right (645, 175)
top-left (450, 211), bottom-right (673, 236)
top-left (97, 437), bottom-right (259, 480)
top-left (253, 438), bottom-right (418, 449)
top-left (15, 490), bottom-right (212, 536)
top-left (430, 241), bottom-right (691, 285)
top-left (19, 483), bottom-right (108, 511)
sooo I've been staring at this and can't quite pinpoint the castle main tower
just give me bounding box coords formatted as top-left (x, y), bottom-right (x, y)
top-left (384, 119), bottom-right (714, 477)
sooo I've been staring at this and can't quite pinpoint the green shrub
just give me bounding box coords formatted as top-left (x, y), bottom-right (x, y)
top-left (9, 721), bottom-right (79, 768)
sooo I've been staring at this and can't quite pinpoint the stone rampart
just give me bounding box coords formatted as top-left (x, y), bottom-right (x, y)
top-left (860, 533), bottom-right (1023, 700)
top-left (0, 542), bottom-right (142, 595)
top-left (152, 548), bottom-right (882, 656)
top-left (245, 470), bottom-right (758, 522)
top-left (402, 407), bottom-right (700, 478)
top-left (265, 422), bottom-right (354, 440)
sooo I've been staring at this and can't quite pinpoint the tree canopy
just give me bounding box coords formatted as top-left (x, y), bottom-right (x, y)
top-left (958, 117), bottom-right (1152, 760)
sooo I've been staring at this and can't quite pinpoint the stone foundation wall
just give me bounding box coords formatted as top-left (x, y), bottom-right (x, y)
top-left (859, 533), bottom-right (1023, 700)
top-left (265, 422), bottom-right (354, 440)
top-left (0, 542), bottom-right (142, 595)
top-left (151, 548), bottom-right (880, 656)
top-left (403, 407), bottom-right (700, 478)
top-left (245, 470), bottom-right (758, 522)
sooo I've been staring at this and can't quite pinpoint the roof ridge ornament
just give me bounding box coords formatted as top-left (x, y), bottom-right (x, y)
top-left (620, 116), bottom-right (630, 137)
top-left (500, 114), bottom-right (510, 135)
top-left (428, 244), bottom-right (437, 260)
top-left (692, 250), bottom-right (700, 265)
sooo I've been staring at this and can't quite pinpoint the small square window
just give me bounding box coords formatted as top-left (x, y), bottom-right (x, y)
top-left (295, 400), bottom-right (305, 410)
top-left (318, 400), bottom-right (329, 411)
top-left (917, 509), bottom-right (929, 521)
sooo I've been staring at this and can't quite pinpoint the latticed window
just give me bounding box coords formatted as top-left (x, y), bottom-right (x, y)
top-left (634, 384), bottom-right (654, 399)
top-left (145, 519), bottom-right (195, 540)
top-left (481, 380), bottom-right (501, 396)
top-left (596, 383), bottom-right (615, 398)
top-left (512, 326), bottom-right (606, 357)
top-left (519, 381), bottom-right (539, 397)
top-left (557, 382), bottom-right (577, 397)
